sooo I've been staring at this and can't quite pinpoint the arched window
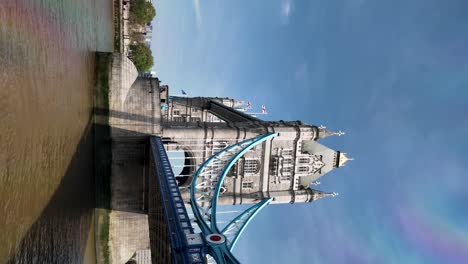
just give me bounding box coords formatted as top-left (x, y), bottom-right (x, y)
top-left (220, 186), bottom-right (227, 194)
top-left (242, 182), bottom-right (253, 189)
top-left (298, 157), bottom-right (310, 164)
top-left (297, 166), bottom-right (309, 173)
top-left (244, 159), bottom-right (259, 174)
top-left (215, 141), bottom-right (229, 150)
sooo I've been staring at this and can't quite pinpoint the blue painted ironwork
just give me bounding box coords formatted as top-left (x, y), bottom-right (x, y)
top-left (221, 197), bottom-right (273, 251)
top-left (151, 137), bottom-right (206, 264)
top-left (189, 133), bottom-right (279, 263)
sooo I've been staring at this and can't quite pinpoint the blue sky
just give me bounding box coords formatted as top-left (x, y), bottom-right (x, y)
top-left (151, 1), bottom-right (468, 263)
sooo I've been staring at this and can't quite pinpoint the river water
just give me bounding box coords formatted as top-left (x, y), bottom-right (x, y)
top-left (0, 0), bottom-right (113, 263)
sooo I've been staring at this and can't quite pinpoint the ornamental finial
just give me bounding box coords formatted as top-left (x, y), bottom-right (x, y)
top-left (317, 126), bottom-right (345, 138)
top-left (338, 153), bottom-right (354, 167)
top-left (310, 189), bottom-right (339, 201)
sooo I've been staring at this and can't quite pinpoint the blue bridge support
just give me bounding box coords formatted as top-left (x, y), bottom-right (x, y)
top-left (148, 133), bottom-right (278, 263)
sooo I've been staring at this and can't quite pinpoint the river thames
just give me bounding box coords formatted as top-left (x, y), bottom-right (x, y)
top-left (0, 0), bottom-right (113, 262)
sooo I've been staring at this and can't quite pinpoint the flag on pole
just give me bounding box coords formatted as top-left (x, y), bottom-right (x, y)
top-left (181, 90), bottom-right (187, 95)
top-left (261, 105), bottom-right (267, 114)
top-left (246, 101), bottom-right (252, 109)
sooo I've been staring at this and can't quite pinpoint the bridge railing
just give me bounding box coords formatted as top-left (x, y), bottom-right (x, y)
top-left (149, 136), bottom-right (207, 264)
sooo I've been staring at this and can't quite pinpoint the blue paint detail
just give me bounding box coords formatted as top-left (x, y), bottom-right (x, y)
top-left (150, 137), bottom-right (206, 264)
top-left (211, 133), bottom-right (278, 233)
top-left (189, 133), bottom-right (279, 264)
top-left (222, 197), bottom-right (273, 251)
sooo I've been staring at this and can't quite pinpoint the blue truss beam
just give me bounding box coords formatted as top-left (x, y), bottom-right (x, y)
top-left (189, 133), bottom-right (279, 264)
top-left (210, 133), bottom-right (278, 233)
top-left (221, 197), bottom-right (273, 251)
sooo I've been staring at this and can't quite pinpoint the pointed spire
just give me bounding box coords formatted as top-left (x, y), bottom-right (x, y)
top-left (338, 152), bottom-right (354, 167)
top-left (310, 189), bottom-right (339, 201)
top-left (317, 125), bottom-right (346, 139)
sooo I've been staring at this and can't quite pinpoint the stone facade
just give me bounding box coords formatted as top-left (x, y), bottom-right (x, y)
top-left (106, 66), bottom-right (351, 262)
top-left (107, 56), bottom-right (157, 264)
top-left (161, 97), bottom-right (351, 206)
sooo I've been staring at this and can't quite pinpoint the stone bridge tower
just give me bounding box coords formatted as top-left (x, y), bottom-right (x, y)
top-left (160, 96), bottom-right (352, 206)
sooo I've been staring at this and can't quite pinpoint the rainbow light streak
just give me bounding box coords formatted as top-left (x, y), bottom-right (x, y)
top-left (397, 204), bottom-right (468, 264)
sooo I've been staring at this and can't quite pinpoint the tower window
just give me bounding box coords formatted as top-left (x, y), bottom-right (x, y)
top-left (173, 116), bottom-right (185, 122)
top-left (297, 166), bottom-right (309, 173)
top-left (242, 182), bottom-right (253, 189)
top-left (215, 141), bottom-right (229, 149)
top-left (283, 158), bottom-right (292, 165)
top-left (298, 157), bottom-right (310, 164)
top-left (282, 167), bottom-right (292, 174)
top-left (280, 175), bottom-right (291, 181)
top-left (173, 110), bottom-right (180, 116)
top-left (244, 159), bottom-right (259, 174)
top-left (282, 149), bottom-right (293, 156)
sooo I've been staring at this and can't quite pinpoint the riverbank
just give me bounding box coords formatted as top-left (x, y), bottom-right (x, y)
top-left (94, 51), bottom-right (151, 263)
top-left (93, 1), bottom-right (123, 262)
top-left (93, 0), bottom-right (159, 262)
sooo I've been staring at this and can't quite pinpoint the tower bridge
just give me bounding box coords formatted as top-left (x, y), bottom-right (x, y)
top-left (160, 95), bottom-right (351, 207)
top-left (148, 95), bottom-right (351, 263)
top-left (107, 74), bottom-right (351, 263)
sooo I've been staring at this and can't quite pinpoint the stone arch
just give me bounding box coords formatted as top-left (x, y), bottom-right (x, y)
top-left (164, 141), bottom-right (197, 187)
top-left (177, 148), bottom-right (196, 186)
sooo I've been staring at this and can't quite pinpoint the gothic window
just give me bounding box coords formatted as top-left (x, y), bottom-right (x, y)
top-left (282, 149), bottom-right (293, 156)
top-left (242, 182), bottom-right (253, 189)
top-left (280, 175), bottom-right (291, 181)
top-left (283, 158), bottom-right (292, 165)
top-left (228, 164), bottom-right (237, 176)
top-left (282, 167), bottom-right (292, 174)
top-left (244, 159), bottom-right (259, 174)
top-left (173, 116), bottom-right (185, 122)
top-left (220, 186), bottom-right (227, 194)
top-left (298, 157), bottom-right (310, 164)
top-left (297, 166), bottom-right (309, 173)
top-left (173, 110), bottom-right (180, 116)
top-left (215, 141), bottom-right (229, 150)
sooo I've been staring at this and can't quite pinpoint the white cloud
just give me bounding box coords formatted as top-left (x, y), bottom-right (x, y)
top-left (280, 0), bottom-right (293, 24)
top-left (193, 0), bottom-right (202, 30)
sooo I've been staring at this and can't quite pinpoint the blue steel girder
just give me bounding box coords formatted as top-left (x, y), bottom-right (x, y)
top-left (221, 197), bottom-right (273, 251)
top-left (189, 133), bottom-right (278, 264)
